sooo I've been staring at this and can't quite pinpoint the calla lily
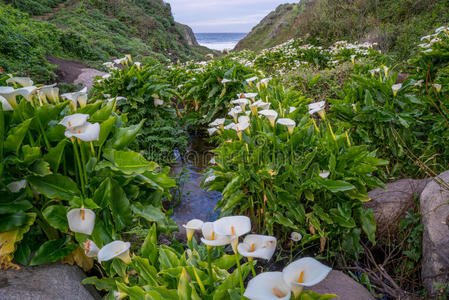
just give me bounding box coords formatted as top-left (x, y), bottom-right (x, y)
top-left (207, 127), bottom-right (219, 136)
top-left (214, 216), bottom-right (251, 238)
top-left (65, 122), bottom-right (100, 142)
top-left (0, 95), bottom-right (13, 111)
top-left (209, 118), bottom-right (226, 129)
top-left (277, 118), bottom-right (296, 134)
top-left (61, 87), bottom-right (88, 109)
top-left (154, 98), bottom-right (164, 106)
top-left (228, 107), bottom-right (242, 122)
top-left (259, 109), bottom-right (278, 127)
top-left (238, 115), bottom-right (250, 124)
top-left (308, 101), bottom-right (326, 119)
top-left (246, 76), bottom-right (258, 85)
top-left (234, 121), bottom-right (250, 140)
top-left (222, 78), bottom-right (232, 84)
top-left (224, 122), bottom-right (236, 130)
top-left (7, 180), bottom-right (26, 193)
top-left (238, 234), bottom-right (277, 260)
top-left (114, 57), bottom-right (128, 65)
top-left (67, 208), bottom-right (96, 235)
top-left (244, 272), bottom-right (291, 300)
top-left (392, 84), bottom-right (402, 96)
top-left (6, 77), bottom-right (33, 87)
top-left (16, 86), bottom-right (38, 101)
top-left (201, 222), bottom-right (233, 247)
top-left (40, 85), bottom-right (59, 102)
top-left (232, 98), bottom-right (249, 111)
top-left (319, 171), bottom-right (330, 178)
top-left (260, 78), bottom-right (272, 88)
top-left (238, 92), bottom-right (258, 99)
top-left (103, 62), bottom-right (114, 69)
top-left (282, 257), bottom-right (332, 297)
top-left (83, 239), bottom-right (100, 258)
top-left (182, 219), bottom-right (204, 242)
top-left (59, 113), bottom-right (90, 129)
top-left (209, 157), bottom-right (216, 164)
top-left (0, 87), bottom-right (18, 107)
top-left (290, 232), bottom-right (302, 242)
top-left (351, 54), bottom-right (356, 64)
top-left (134, 62), bottom-right (142, 69)
top-left (433, 83), bottom-right (442, 93)
top-left (107, 96), bottom-right (127, 102)
top-left (113, 291), bottom-right (127, 300)
top-left (98, 241), bottom-right (131, 264)
top-left (204, 175), bottom-right (216, 185)
top-left (289, 106), bottom-right (297, 114)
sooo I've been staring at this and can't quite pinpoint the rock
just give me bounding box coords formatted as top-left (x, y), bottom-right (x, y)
top-left (304, 270), bottom-right (374, 299)
top-left (365, 178), bottom-right (430, 236)
top-left (0, 263), bottom-right (100, 300)
top-left (74, 69), bottom-right (107, 91)
top-left (420, 170), bottom-right (449, 295)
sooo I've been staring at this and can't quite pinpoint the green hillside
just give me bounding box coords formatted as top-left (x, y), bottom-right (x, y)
top-left (235, 0), bottom-right (449, 60)
top-left (0, 0), bottom-right (210, 81)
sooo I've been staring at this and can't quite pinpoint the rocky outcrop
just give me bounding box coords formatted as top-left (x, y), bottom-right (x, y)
top-left (365, 178), bottom-right (430, 236)
top-left (176, 22), bottom-right (199, 46)
top-left (0, 263), bottom-right (100, 300)
top-left (420, 171), bottom-right (449, 295)
top-left (304, 270), bottom-right (375, 299)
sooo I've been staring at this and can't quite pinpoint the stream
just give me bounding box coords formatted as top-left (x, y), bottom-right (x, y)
top-left (170, 136), bottom-right (222, 224)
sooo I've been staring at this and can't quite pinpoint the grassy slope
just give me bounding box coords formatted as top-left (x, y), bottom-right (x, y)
top-left (235, 0), bottom-right (449, 60)
top-left (0, 0), bottom-right (210, 81)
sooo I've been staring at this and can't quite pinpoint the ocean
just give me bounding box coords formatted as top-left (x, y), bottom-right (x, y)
top-left (194, 33), bottom-right (247, 51)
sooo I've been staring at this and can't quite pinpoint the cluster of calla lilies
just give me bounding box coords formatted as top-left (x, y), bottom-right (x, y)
top-left (183, 216), bottom-right (332, 299)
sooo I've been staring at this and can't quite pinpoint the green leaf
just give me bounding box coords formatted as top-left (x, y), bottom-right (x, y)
top-left (131, 256), bottom-right (158, 285)
top-left (142, 223), bottom-right (158, 265)
top-left (357, 207), bottom-right (376, 244)
top-left (42, 205), bottom-right (69, 232)
top-left (116, 282), bottom-right (146, 300)
top-left (4, 118), bottom-right (33, 153)
top-left (31, 159), bottom-right (52, 176)
top-left (109, 119), bottom-right (144, 150)
top-left (29, 174), bottom-right (81, 201)
top-left (82, 277), bottom-right (117, 291)
top-left (158, 246), bottom-right (180, 270)
top-left (30, 237), bottom-right (77, 265)
top-left (90, 101), bottom-right (114, 123)
top-left (0, 211), bottom-right (29, 232)
top-left (43, 139), bottom-right (67, 172)
top-left (101, 149), bottom-right (158, 175)
top-left (320, 179), bottom-right (355, 192)
top-left (131, 203), bottom-right (177, 233)
top-left (95, 116), bottom-right (117, 147)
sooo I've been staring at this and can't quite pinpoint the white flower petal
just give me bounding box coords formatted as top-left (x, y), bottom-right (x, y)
top-left (98, 240), bottom-right (131, 262)
top-left (214, 216), bottom-right (251, 237)
top-left (67, 208), bottom-right (96, 235)
top-left (59, 113), bottom-right (90, 129)
top-left (244, 272), bottom-right (291, 300)
top-left (238, 234), bottom-right (277, 260)
top-left (282, 257), bottom-right (332, 288)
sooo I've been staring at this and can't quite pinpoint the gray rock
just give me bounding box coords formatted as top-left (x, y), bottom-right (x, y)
top-left (366, 178), bottom-right (430, 236)
top-left (0, 263), bottom-right (100, 300)
top-left (304, 270), bottom-right (374, 299)
top-left (420, 171), bottom-right (449, 295)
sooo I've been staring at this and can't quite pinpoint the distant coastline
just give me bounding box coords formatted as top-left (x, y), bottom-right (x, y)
top-left (194, 33), bottom-right (247, 51)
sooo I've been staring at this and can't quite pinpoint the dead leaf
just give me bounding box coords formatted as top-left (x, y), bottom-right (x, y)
top-left (62, 247), bottom-right (93, 272)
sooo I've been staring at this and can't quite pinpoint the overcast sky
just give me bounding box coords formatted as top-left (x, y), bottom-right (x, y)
top-left (165, 0), bottom-right (295, 33)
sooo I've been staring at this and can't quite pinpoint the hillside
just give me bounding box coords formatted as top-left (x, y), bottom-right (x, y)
top-left (235, 0), bottom-right (449, 60)
top-left (0, 0), bottom-right (209, 81)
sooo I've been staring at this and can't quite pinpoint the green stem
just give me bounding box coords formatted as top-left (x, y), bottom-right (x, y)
top-left (78, 140), bottom-right (88, 187)
top-left (207, 247), bottom-right (213, 287)
top-left (90, 142), bottom-right (96, 158)
top-left (37, 116), bottom-right (51, 149)
top-left (249, 258), bottom-right (256, 277)
top-left (72, 139), bottom-right (85, 197)
top-left (235, 253), bottom-right (244, 296)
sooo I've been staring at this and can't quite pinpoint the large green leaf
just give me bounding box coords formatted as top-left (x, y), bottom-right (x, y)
top-left (116, 282), bottom-right (146, 300)
top-left (30, 237), bottom-right (77, 265)
top-left (0, 211), bottom-right (30, 232)
top-left (131, 203), bottom-right (177, 233)
top-left (357, 207), bottom-right (376, 244)
top-left (43, 139), bottom-right (67, 172)
top-left (95, 116), bottom-right (117, 147)
top-left (131, 256), bottom-right (158, 285)
top-left (101, 149), bottom-right (158, 175)
top-left (82, 277), bottom-right (117, 291)
top-left (109, 119), bottom-right (144, 150)
top-left (43, 205), bottom-right (69, 232)
top-left (28, 174), bottom-right (81, 201)
top-left (319, 179), bottom-right (355, 193)
top-left (142, 223), bottom-right (158, 265)
top-left (4, 118), bottom-right (33, 153)
top-left (94, 178), bottom-right (131, 231)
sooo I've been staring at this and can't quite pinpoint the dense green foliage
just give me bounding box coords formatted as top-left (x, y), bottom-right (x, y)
top-left (237, 0), bottom-right (449, 61)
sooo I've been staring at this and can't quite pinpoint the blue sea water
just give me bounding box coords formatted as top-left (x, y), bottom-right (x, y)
top-left (194, 33), bottom-right (247, 51)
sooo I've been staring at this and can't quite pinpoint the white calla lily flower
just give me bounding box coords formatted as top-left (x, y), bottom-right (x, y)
top-left (308, 101), bottom-right (326, 119)
top-left (238, 92), bottom-right (257, 99)
top-left (289, 106), bottom-right (297, 114)
top-left (228, 107), bottom-right (242, 122)
top-left (260, 77), bottom-right (272, 88)
top-left (244, 272), bottom-right (291, 300)
top-left (209, 157), bottom-right (216, 165)
top-left (207, 127), bottom-right (219, 136)
top-left (16, 86), bottom-right (37, 101)
top-left (232, 98), bottom-right (249, 111)
top-left (65, 122), bottom-right (100, 141)
top-left (290, 232), bottom-right (302, 242)
top-left (259, 109), bottom-right (278, 127)
top-left (0, 86), bottom-right (18, 107)
top-left (83, 239), bottom-right (100, 258)
top-left (59, 113), bottom-right (90, 129)
top-left (238, 234), bottom-right (277, 260)
top-left (134, 62), bottom-right (141, 69)
top-left (209, 118), bottom-right (226, 128)
top-left (40, 85), bottom-right (59, 102)
top-left (98, 240), bottom-right (131, 264)
top-left (113, 291), bottom-right (127, 300)
top-left (154, 98), bottom-right (164, 106)
top-left (276, 118), bottom-right (296, 134)
top-left (67, 208), bottom-right (96, 235)
top-left (182, 219), bottom-right (204, 242)
top-left (221, 78), bottom-right (232, 84)
top-left (392, 84), bottom-right (402, 96)
top-left (201, 222), bottom-right (233, 247)
top-left (433, 83), bottom-right (442, 93)
top-left (0, 95), bottom-right (13, 111)
top-left (282, 257), bottom-right (332, 297)
top-left (319, 171), bottom-right (330, 178)
top-left (224, 122), bottom-right (236, 130)
top-left (107, 96), bottom-right (127, 102)
top-left (214, 215), bottom-right (251, 238)
top-left (234, 121), bottom-right (250, 140)
top-left (246, 76), bottom-right (258, 85)
top-left (204, 175), bottom-right (216, 185)
top-left (6, 77), bottom-right (33, 87)
top-left (238, 115), bottom-right (250, 124)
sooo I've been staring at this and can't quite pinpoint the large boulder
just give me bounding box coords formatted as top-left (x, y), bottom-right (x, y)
top-left (420, 170), bottom-right (449, 295)
top-left (304, 270), bottom-right (374, 299)
top-left (0, 263), bottom-right (100, 300)
top-left (365, 178), bottom-right (430, 236)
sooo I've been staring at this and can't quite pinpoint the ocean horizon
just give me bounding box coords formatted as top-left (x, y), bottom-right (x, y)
top-left (194, 32), bottom-right (247, 51)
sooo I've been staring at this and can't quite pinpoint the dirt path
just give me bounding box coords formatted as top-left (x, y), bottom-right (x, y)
top-left (47, 56), bottom-right (107, 90)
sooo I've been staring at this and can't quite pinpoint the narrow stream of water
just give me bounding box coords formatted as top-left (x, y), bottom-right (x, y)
top-left (170, 136), bottom-right (222, 224)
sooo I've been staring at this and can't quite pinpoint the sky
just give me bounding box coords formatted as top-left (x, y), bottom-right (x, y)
top-left (165, 0), bottom-right (295, 33)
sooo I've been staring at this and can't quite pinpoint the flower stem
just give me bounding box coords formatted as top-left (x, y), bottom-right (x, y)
top-left (78, 139), bottom-right (88, 187)
top-left (207, 246), bottom-right (213, 287)
top-left (72, 139), bottom-right (85, 197)
top-left (235, 253), bottom-right (244, 296)
top-left (249, 258), bottom-right (256, 277)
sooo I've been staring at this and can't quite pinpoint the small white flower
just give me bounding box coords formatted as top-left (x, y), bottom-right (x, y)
top-left (224, 122), bottom-right (236, 130)
top-left (207, 127), bottom-right (218, 136)
top-left (154, 98), bottom-right (164, 106)
top-left (113, 291), bottom-right (127, 300)
top-left (209, 157), bottom-right (216, 165)
top-left (246, 76), bottom-right (258, 84)
top-left (276, 118), bottom-right (296, 134)
top-left (201, 222), bottom-right (233, 247)
top-left (98, 241), bottom-right (131, 264)
top-left (6, 77), bottom-right (34, 87)
top-left (59, 114), bottom-right (90, 129)
top-left (67, 208), bottom-right (96, 235)
top-left (433, 83), bottom-right (442, 93)
top-left (289, 106), bottom-right (297, 114)
top-left (319, 171), bottom-right (330, 179)
top-left (64, 122), bottom-right (100, 142)
top-left (182, 219), bottom-right (204, 242)
top-left (290, 232), bottom-right (302, 242)
top-left (204, 175), bottom-right (216, 185)
top-left (83, 239), bottom-right (100, 258)
top-left (7, 180), bottom-right (26, 193)
top-left (392, 83), bottom-right (402, 96)
top-left (209, 118), bottom-right (226, 127)
top-left (244, 272), bottom-right (291, 300)
top-left (0, 95), bottom-right (13, 111)
top-left (259, 109), bottom-right (278, 126)
top-left (414, 80), bottom-right (424, 87)
top-left (221, 78), bottom-right (232, 84)
top-left (308, 101), bottom-right (326, 119)
top-left (238, 234), bottom-right (277, 260)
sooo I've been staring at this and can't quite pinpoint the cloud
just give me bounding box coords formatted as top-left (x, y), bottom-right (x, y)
top-left (165, 0), bottom-right (296, 32)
